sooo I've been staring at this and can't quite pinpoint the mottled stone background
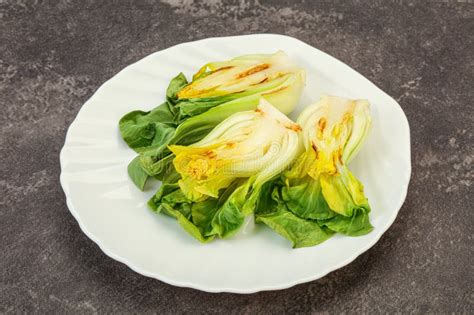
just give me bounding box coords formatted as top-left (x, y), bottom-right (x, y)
top-left (1, 0), bottom-right (473, 313)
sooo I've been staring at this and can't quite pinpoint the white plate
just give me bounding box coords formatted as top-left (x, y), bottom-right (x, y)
top-left (60, 34), bottom-right (411, 293)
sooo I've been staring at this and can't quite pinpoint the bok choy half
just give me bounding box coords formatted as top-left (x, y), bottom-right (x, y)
top-left (148, 99), bottom-right (302, 242)
top-left (118, 51), bottom-right (305, 190)
top-left (255, 95), bottom-right (374, 248)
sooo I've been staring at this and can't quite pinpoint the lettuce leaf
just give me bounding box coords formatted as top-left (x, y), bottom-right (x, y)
top-left (254, 183), bottom-right (334, 248)
top-left (118, 102), bottom-right (176, 153)
top-left (127, 156), bottom-right (149, 190)
top-left (256, 209), bottom-right (334, 248)
top-left (149, 179), bottom-right (247, 241)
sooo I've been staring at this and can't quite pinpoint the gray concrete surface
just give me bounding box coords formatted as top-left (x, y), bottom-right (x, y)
top-left (1, 0), bottom-right (473, 313)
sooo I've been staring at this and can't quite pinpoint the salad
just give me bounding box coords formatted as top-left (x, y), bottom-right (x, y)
top-left (119, 51), bottom-right (373, 248)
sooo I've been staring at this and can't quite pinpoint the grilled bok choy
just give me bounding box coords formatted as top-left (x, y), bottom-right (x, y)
top-left (148, 99), bottom-right (302, 242)
top-left (119, 51), bottom-right (305, 189)
top-left (255, 95), bottom-right (373, 248)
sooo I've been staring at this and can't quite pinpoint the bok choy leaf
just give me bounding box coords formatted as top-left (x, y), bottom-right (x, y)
top-left (256, 95), bottom-right (374, 247)
top-left (149, 99), bottom-right (302, 242)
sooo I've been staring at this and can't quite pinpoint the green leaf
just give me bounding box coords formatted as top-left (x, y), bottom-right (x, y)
top-left (254, 183), bottom-right (334, 248)
top-left (149, 182), bottom-right (180, 210)
top-left (176, 211), bottom-right (215, 243)
top-left (127, 156), bottom-right (149, 191)
top-left (175, 98), bottom-right (225, 121)
top-left (155, 160), bottom-right (181, 184)
top-left (206, 180), bottom-right (247, 238)
top-left (319, 207), bottom-right (373, 236)
top-left (256, 207), bottom-right (334, 248)
top-left (190, 198), bottom-right (220, 236)
top-left (320, 166), bottom-right (370, 217)
top-left (209, 201), bottom-right (244, 238)
top-left (149, 178), bottom-right (247, 242)
top-left (253, 181), bottom-right (281, 216)
top-left (118, 101), bottom-right (176, 152)
top-left (149, 182), bottom-right (192, 218)
top-left (162, 203), bottom-right (215, 243)
top-left (166, 73), bottom-right (188, 101)
top-left (282, 177), bottom-right (335, 220)
top-left (140, 151), bottom-right (174, 178)
top-left (240, 178), bottom-right (277, 216)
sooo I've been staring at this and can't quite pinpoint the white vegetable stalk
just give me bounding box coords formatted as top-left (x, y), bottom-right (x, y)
top-left (298, 95), bottom-right (372, 169)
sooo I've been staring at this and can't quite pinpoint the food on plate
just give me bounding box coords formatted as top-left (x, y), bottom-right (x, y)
top-left (255, 95), bottom-right (373, 247)
top-left (117, 51), bottom-right (375, 248)
top-left (118, 51), bottom-right (305, 189)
